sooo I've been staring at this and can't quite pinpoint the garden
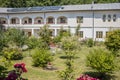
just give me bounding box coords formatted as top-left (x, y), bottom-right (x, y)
top-left (0, 25), bottom-right (120, 80)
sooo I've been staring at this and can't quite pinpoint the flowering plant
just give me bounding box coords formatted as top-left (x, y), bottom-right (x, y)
top-left (14, 63), bottom-right (27, 73)
top-left (77, 74), bottom-right (99, 80)
top-left (5, 63), bottom-right (27, 80)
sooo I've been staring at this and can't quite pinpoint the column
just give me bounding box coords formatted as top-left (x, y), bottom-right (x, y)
top-left (43, 12), bottom-right (46, 25)
top-left (32, 18), bottom-right (34, 25)
top-left (54, 18), bottom-right (57, 24)
top-left (7, 19), bottom-right (10, 28)
top-left (19, 18), bottom-right (22, 25)
top-left (31, 28), bottom-right (34, 36)
top-left (54, 29), bottom-right (57, 36)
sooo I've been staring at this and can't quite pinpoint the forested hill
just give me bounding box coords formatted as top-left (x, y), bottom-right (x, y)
top-left (0, 0), bottom-right (120, 8)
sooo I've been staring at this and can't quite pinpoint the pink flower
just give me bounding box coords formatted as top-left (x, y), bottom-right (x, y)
top-left (77, 74), bottom-right (99, 80)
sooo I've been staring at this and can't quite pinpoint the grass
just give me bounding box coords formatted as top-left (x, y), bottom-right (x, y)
top-left (12, 46), bottom-right (90, 80)
top-left (1, 46), bottom-right (120, 80)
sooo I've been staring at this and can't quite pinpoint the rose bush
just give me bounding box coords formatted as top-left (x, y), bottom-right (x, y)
top-left (77, 74), bottom-right (99, 80)
top-left (5, 63), bottom-right (27, 80)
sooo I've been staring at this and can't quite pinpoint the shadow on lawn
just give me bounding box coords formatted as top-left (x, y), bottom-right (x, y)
top-left (59, 56), bottom-right (80, 59)
top-left (84, 71), bottom-right (117, 80)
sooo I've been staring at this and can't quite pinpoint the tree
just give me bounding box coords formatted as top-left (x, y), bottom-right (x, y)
top-left (59, 36), bottom-right (79, 80)
top-left (26, 36), bottom-right (38, 49)
top-left (105, 29), bottom-right (120, 54)
top-left (0, 24), bottom-right (7, 52)
top-left (1, 0), bottom-right (120, 7)
top-left (87, 48), bottom-right (117, 78)
top-left (6, 28), bottom-right (27, 48)
top-left (75, 24), bottom-right (80, 36)
top-left (38, 25), bottom-right (52, 49)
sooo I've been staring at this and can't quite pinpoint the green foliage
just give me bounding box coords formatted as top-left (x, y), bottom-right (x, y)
top-left (0, 0), bottom-right (120, 7)
top-left (87, 38), bottom-right (94, 47)
top-left (2, 47), bottom-right (23, 60)
top-left (32, 48), bottom-right (53, 67)
top-left (105, 29), bottom-right (120, 53)
top-left (0, 25), bottom-right (8, 52)
top-left (59, 60), bottom-right (74, 80)
top-left (59, 36), bottom-right (79, 80)
top-left (27, 36), bottom-right (38, 49)
top-left (87, 48), bottom-right (117, 75)
top-left (6, 28), bottom-right (28, 47)
top-left (53, 27), bottom-right (71, 43)
top-left (75, 24), bottom-right (80, 36)
top-left (61, 36), bottom-right (79, 50)
top-left (39, 25), bottom-right (52, 49)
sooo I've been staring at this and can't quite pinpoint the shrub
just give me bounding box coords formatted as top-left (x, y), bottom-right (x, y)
top-left (27, 36), bottom-right (38, 49)
top-left (77, 74), bottom-right (99, 80)
top-left (53, 27), bottom-right (71, 43)
top-left (6, 63), bottom-right (27, 80)
top-left (38, 25), bottom-right (52, 49)
top-left (2, 47), bottom-right (23, 60)
top-left (32, 48), bottom-right (53, 67)
top-left (105, 29), bottom-right (120, 53)
top-left (61, 36), bottom-right (79, 50)
top-left (87, 38), bottom-right (94, 47)
top-left (6, 28), bottom-right (28, 47)
top-left (59, 36), bottom-right (79, 80)
top-left (86, 48), bottom-right (117, 77)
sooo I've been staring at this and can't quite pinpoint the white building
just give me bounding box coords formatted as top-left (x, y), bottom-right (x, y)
top-left (0, 3), bottom-right (120, 41)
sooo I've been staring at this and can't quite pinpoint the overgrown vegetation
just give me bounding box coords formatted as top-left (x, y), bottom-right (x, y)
top-left (59, 36), bottom-right (80, 80)
top-left (105, 29), bottom-right (120, 54)
top-left (38, 25), bottom-right (52, 49)
top-left (86, 48), bottom-right (117, 79)
top-left (0, 25), bottom-right (120, 80)
top-left (6, 28), bottom-right (28, 48)
top-left (32, 48), bottom-right (53, 67)
top-left (0, 0), bottom-right (120, 8)
top-left (2, 47), bottom-right (23, 60)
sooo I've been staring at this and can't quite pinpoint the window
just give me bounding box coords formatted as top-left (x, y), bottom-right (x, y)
top-left (96, 31), bottom-right (103, 38)
top-left (24, 20), bottom-right (27, 24)
top-left (0, 18), bottom-right (7, 24)
top-left (77, 16), bottom-right (83, 23)
top-left (0, 20), bottom-right (6, 24)
top-left (28, 18), bottom-right (32, 23)
top-left (113, 14), bottom-right (116, 22)
top-left (34, 17), bottom-right (43, 24)
top-left (79, 31), bottom-right (83, 38)
top-left (102, 15), bottom-right (106, 22)
top-left (57, 16), bottom-right (67, 24)
top-left (60, 17), bottom-right (67, 23)
top-left (38, 20), bottom-right (41, 23)
top-left (2, 21), bottom-right (6, 24)
top-left (47, 17), bottom-right (54, 24)
top-left (108, 15), bottom-right (111, 22)
top-left (11, 18), bottom-right (16, 24)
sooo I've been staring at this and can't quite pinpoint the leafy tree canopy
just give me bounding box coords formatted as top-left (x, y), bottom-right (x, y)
top-left (0, 0), bottom-right (119, 8)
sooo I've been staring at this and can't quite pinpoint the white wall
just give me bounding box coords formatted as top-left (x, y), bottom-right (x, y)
top-left (0, 9), bottom-right (120, 41)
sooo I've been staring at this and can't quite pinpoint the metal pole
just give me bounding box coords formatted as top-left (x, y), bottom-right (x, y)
top-left (92, 1), bottom-right (94, 41)
top-left (7, 14), bottom-right (9, 29)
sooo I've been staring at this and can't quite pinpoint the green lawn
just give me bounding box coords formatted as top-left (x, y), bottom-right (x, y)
top-left (7, 46), bottom-right (120, 80)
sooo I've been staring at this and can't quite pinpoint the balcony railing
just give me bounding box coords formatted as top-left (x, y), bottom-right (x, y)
top-left (22, 23), bottom-right (32, 25)
top-left (57, 22), bottom-right (67, 24)
top-left (34, 22), bottom-right (44, 24)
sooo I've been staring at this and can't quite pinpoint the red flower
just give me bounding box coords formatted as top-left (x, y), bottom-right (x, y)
top-left (5, 71), bottom-right (18, 80)
top-left (14, 63), bottom-right (27, 72)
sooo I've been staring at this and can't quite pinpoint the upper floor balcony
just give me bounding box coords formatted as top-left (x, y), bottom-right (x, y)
top-left (0, 16), bottom-right (69, 26)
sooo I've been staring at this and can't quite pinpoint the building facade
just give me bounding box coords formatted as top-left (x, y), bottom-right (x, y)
top-left (0, 3), bottom-right (120, 41)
